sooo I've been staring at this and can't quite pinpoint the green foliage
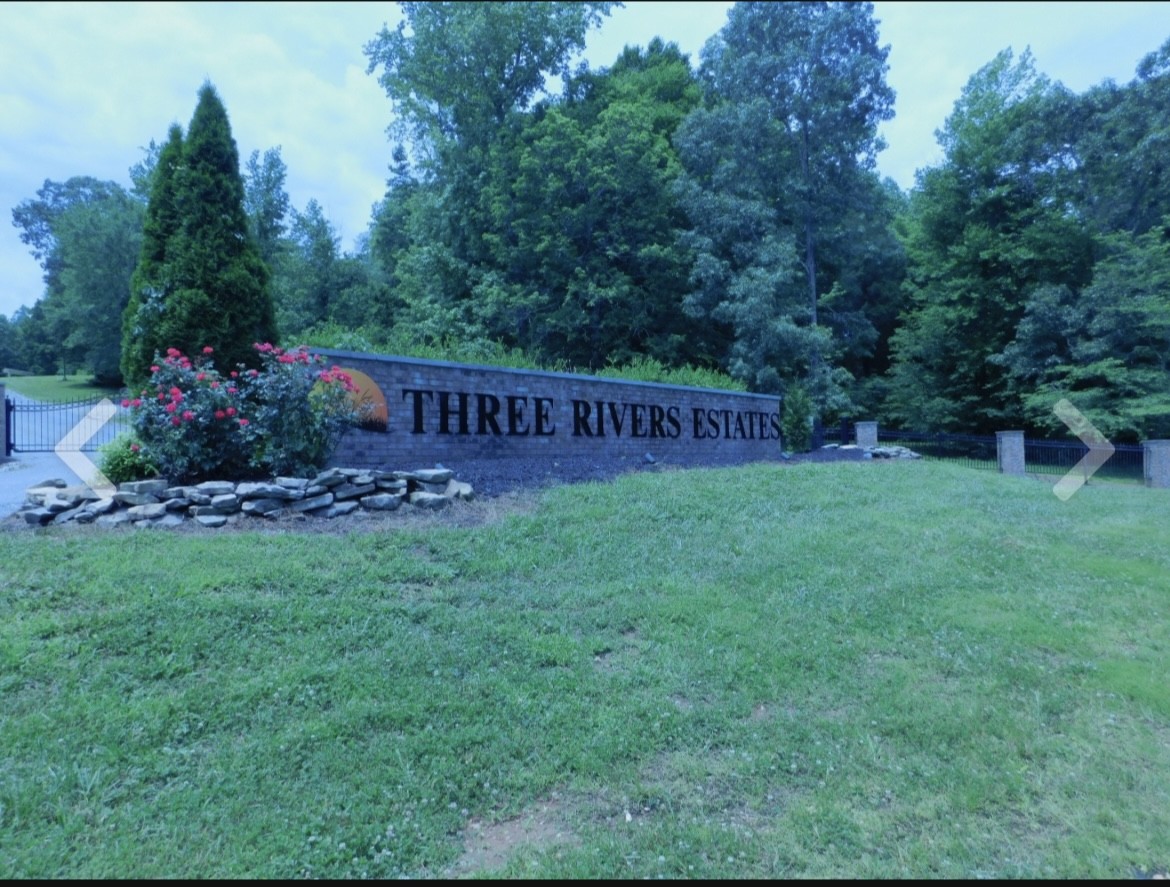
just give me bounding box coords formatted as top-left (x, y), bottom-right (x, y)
top-left (125, 344), bottom-right (361, 482)
top-left (781, 383), bottom-right (814, 452)
top-left (98, 433), bottom-right (161, 484)
top-left (271, 199), bottom-right (340, 337)
top-left (127, 346), bottom-right (256, 481)
top-left (243, 147), bottom-right (290, 268)
top-left (53, 191), bottom-right (143, 384)
top-left (886, 42), bottom-right (1170, 436)
top-left (239, 343), bottom-right (364, 477)
top-left (675, 1), bottom-right (896, 404)
top-left (122, 84), bottom-right (277, 389)
top-left (999, 225), bottom-right (1170, 442)
top-left (0, 372), bottom-right (121, 402)
top-left (0, 314), bottom-right (17, 370)
top-left (11, 176), bottom-right (143, 383)
top-left (123, 124), bottom-right (184, 387)
top-left (364, 1), bottom-right (617, 153)
top-left (595, 354), bottom-right (746, 391)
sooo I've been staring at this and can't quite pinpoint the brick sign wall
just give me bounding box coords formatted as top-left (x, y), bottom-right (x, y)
top-left (314, 348), bottom-right (783, 469)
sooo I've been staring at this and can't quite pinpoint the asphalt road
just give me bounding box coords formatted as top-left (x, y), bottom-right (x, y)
top-left (2, 391), bottom-right (117, 518)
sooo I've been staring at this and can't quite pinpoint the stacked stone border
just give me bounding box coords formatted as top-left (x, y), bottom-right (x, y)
top-left (17, 466), bottom-right (473, 528)
top-left (313, 349), bottom-right (784, 470)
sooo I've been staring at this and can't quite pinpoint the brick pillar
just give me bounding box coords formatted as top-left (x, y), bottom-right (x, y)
top-left (1143, 440), bottom-right (1170, 489)
top-left (996, 430), bottom-right (1025, 476)
top-left (855, 421), bottom-right (878, 448)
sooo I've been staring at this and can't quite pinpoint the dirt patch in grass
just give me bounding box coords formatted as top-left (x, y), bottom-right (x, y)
top-left (448, 797), bottom-right (580, 877)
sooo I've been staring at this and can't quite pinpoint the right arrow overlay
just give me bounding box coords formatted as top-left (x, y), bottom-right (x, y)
top-left (1052, 398), bottom-right (1115, 501)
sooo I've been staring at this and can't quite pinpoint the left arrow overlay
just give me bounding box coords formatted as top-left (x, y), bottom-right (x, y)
top-left (54, 398), bottom-right (118, 499)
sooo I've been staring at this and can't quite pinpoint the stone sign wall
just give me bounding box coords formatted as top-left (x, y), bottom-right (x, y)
top-left (313, 348), bottom-right (783, 469)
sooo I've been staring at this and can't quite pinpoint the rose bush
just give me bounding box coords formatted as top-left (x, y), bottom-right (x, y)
top-left (124, 344), bottom-right (362, 482)
top-left (235, 343), bottom-right (362, 477)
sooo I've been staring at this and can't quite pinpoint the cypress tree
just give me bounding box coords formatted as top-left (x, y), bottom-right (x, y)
top-left (122, 82), bottom-right (277, 386)
top-left (122, 123), bottom-right (184, 386)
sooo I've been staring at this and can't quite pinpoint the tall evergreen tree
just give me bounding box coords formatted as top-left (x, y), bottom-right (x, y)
top-left (122, 123), bottom-right (184, 385)
top-left (122, 83), bottom-right (276, 386)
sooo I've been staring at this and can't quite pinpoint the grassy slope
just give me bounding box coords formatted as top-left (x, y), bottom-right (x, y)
top-left (0, 461), bottom-right (1167, 878)
top-left (1, 374), bottom-right (123, 402)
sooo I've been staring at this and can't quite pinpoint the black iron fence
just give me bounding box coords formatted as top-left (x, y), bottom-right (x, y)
top-left (1023, 439), bottom-right (1145, 485)
top-left (877, 429), bottom-right (999, 470)
top-left (874, 427), bottom-right (1145, 484)
top-left (5, 396), bottom-right (126, 455)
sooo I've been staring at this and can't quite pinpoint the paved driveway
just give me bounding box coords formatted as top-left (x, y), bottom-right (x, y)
top-left (2, 391), bottom-right (118, 518)
top-left (0, 451), bottom-right (90, 518)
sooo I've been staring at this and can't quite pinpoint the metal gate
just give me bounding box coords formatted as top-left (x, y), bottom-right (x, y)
top-left (5, 396), bottom-right (124, 455)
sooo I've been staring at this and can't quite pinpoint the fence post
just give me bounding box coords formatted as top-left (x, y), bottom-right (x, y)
top-left (855, 421), bottom-right (878, 448)
top-left (1143, 440), bottom-right (1170, 488)
top-left (0, 382), bottom-right (7, 459)
top-left (996, 430), bottom-right (1025, 476)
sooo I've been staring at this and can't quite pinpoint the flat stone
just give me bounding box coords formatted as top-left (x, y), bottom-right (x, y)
top-left (195, 480), bottom-right (235, 495)
top-left (417, 481), bottom-right (449, 495)
top-left (375, 479), bottom-right (408, 493)
top-left (127, 503), bottom-right (168, 520)
top-left (73, 510), bottom-right (96, 524)
top-left (242, 498), bottom-right (285, 516)
top-left (21, 507), bottom-right (55, 526)
top-left (274, 476), bottom-right (309, 489)
top-left (26, 485), bottom-right (88, 508)
top-left (96, 512), bottom-right (133, 527)
top-left (398, 468), bottom-right (454, 484)
top-left (360, 493), bottom-right (404, 511)
top-left (210, 493), bottom-right (240, 511)
top-left (444, 480), bottom-right (475, 501)
top-left (236, 482), bottom-right (303, 500)
top-left (312, 468), bottom-right (347, 487)
top-left (42, 494), bottom-right (78, 514)
top-left (33, 478), bottom-right (68, 489)
top-left (119, 478), bottom-right (169, 495)
top-left (195, 514), bottom-right (228, 528)
top-left (114, 491), bottom-right (160, 507)
top-left (333, 482), bottom-right (375, 501)
top-left (190, 503), bottom-right (236, 517)
top-left (303, 484), bottom-right (328, 497)
top-left (52, 505), bottom-right (88, 525)
top-left (164, 497), bottom-right (191, 511)
top-left (322, 500), bottom-right (360, 518)
top-left (289, 492), bottom-right (334, 512)
top-left (85, 498), bottom-right (117, 516)
top-left (134, 514), bottom-right (184, 529)
top-left (409, 491), bottom-right (449, 510)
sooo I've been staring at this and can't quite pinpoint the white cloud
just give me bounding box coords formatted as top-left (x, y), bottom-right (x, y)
top-left (1, 0), bottom-right (1166, 323)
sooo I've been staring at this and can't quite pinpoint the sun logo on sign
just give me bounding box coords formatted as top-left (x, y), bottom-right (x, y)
top-left (338, 369), bottom-right (388, 432)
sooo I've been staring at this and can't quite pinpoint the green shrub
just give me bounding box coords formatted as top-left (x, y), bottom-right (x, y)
top-left (99, 434), bottom-right (161, 485)
top-left (125, 344), bottom-right (362, 482)
top-left (597, 355), bottom-right (747, 391)
top-left (782, 383), bottom-right (814, 452)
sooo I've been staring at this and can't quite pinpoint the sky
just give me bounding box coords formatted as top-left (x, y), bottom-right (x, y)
top-left (1, 1), bottom-right (1167, 321)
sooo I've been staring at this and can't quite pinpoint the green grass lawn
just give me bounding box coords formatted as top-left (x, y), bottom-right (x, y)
top-left (1, 461), bottom-right (1168, 878)
top-left (1, 373), bottom-right (123, 402)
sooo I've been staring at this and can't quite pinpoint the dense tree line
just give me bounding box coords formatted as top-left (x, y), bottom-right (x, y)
top-left (6, 2), bottom-right (1168, 442)
top-left (886, 40), bottom-right (1170, 441)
